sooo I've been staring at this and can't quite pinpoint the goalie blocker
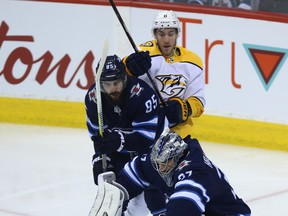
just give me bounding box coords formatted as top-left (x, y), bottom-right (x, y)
top-left (88, 171), bottom-right (129, 216)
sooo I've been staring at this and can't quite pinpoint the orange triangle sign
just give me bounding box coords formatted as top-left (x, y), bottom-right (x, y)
top-left (243, 44), bottom-right (288, 91)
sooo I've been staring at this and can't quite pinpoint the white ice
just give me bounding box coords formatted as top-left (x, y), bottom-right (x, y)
top-left (0, 123), bottom-right (287, 216)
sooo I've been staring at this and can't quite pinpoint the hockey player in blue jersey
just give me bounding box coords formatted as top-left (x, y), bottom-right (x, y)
top-left (117, 129), bottom-right (251, 216)
top-left (85, 54), bottom-right (168, 215)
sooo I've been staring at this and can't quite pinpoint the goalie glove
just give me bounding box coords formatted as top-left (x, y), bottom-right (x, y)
top-left (164, 97), bottom-right (192, 125)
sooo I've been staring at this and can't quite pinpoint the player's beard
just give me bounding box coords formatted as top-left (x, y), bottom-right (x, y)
top-left (107, 91), bottom-right (123, 104)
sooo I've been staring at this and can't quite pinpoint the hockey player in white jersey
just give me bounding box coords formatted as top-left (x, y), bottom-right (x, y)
top-left (116, 129), bottom-right (252, 216)
top-left (123, 10), bottom-right (205, 139)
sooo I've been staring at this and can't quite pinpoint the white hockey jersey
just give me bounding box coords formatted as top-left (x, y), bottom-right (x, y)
top-left (124, 40), bottom-right (205, 138)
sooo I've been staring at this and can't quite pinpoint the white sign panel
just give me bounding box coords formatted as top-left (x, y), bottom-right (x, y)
top-left (0, 0), bottom-right (287, 124)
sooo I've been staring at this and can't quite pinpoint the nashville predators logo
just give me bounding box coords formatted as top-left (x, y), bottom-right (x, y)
top-left (156, 74), bottom-right (187, 97)
top-left (139, 41), bottom-right (153, 47)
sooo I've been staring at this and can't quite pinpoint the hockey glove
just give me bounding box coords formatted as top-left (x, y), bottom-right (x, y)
top-left (92, 154), bottom-right (114, 185)
top-left (126, 51), bottom-right (151, 77)
top-left (164, 97), bottom-right (192, 124)
top-left (92, 129), bottom-right (125, 154)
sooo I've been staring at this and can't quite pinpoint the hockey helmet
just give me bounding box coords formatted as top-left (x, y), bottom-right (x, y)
top-left (151, 10), bottom-right (181, 35)
top-left (96, 54), bottom-right (127, 92)
top-left (150, 128), bottom-right (187, 186)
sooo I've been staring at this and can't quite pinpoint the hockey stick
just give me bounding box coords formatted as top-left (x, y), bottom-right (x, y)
top-left (95, 38), bottom-right (109, 172)
top-left (108, 0), bottom-right (166, 105)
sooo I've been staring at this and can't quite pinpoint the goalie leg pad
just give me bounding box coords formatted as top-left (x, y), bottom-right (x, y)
top-left (88, 171), bottom-right (129, 216)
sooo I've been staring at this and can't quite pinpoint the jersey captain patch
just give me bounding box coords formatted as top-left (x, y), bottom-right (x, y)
top-left (156, 74), bottom-right (188, 97)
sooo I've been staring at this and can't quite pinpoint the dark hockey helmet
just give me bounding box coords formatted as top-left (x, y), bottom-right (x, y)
top-left (150, 128), bottom-right (188, 186)
top-left (96, 54), bottom-right (127, 81)
top-left (96, 54), bottom-right (127, 93)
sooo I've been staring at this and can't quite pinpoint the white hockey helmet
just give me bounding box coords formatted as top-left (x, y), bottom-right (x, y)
top-left (151, 10), bottom-right (181, 35)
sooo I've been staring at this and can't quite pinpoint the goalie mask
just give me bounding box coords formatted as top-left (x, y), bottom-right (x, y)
top-left (151, 10), bottom-right (181, 35)
top-left (151, 128), bottom-right (187, 187)
top-left (96, 54), bottom-right (127, 96)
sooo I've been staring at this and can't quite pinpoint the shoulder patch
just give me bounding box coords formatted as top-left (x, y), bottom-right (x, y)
top-left (140, 41), bottom-right (154, 47)
top-left (88, 88), bottom-right (97, 103)
top-left (176, 160), bottom-right (191, 171)
top-left (130, 83), bottom-right (144, 98)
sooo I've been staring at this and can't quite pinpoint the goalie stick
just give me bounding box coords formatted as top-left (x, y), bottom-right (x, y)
top-left (95, 38), bottom-right (109, 172)
top-left (108, 0), bottom-right (166, 105)
top-left (88, 171), bottom-right (129, 216)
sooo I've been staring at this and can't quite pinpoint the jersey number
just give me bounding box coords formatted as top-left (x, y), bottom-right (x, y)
top-left (178, 170), bottom-right (192, 181)
top-left (145, 94), bottom-right (157, 113)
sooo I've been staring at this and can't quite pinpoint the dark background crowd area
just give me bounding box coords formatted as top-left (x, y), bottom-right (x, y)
top-left (133, 0), bottom-right (288, 14)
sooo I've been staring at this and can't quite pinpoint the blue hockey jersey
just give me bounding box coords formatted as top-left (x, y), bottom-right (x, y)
top-left (85, 76), bottom-right (168, 173)
top-left (117, 137), bottom-right (251, 216)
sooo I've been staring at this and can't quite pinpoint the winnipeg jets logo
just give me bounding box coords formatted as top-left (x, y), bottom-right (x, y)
top-left (176, 160), bottom-right (191, 171)
top-left (88, 88), bottom-right (97, 103)
top-left (130, 83), bottom-right (143, 98)
top-left (156, 74), bottom-right (187, 97)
